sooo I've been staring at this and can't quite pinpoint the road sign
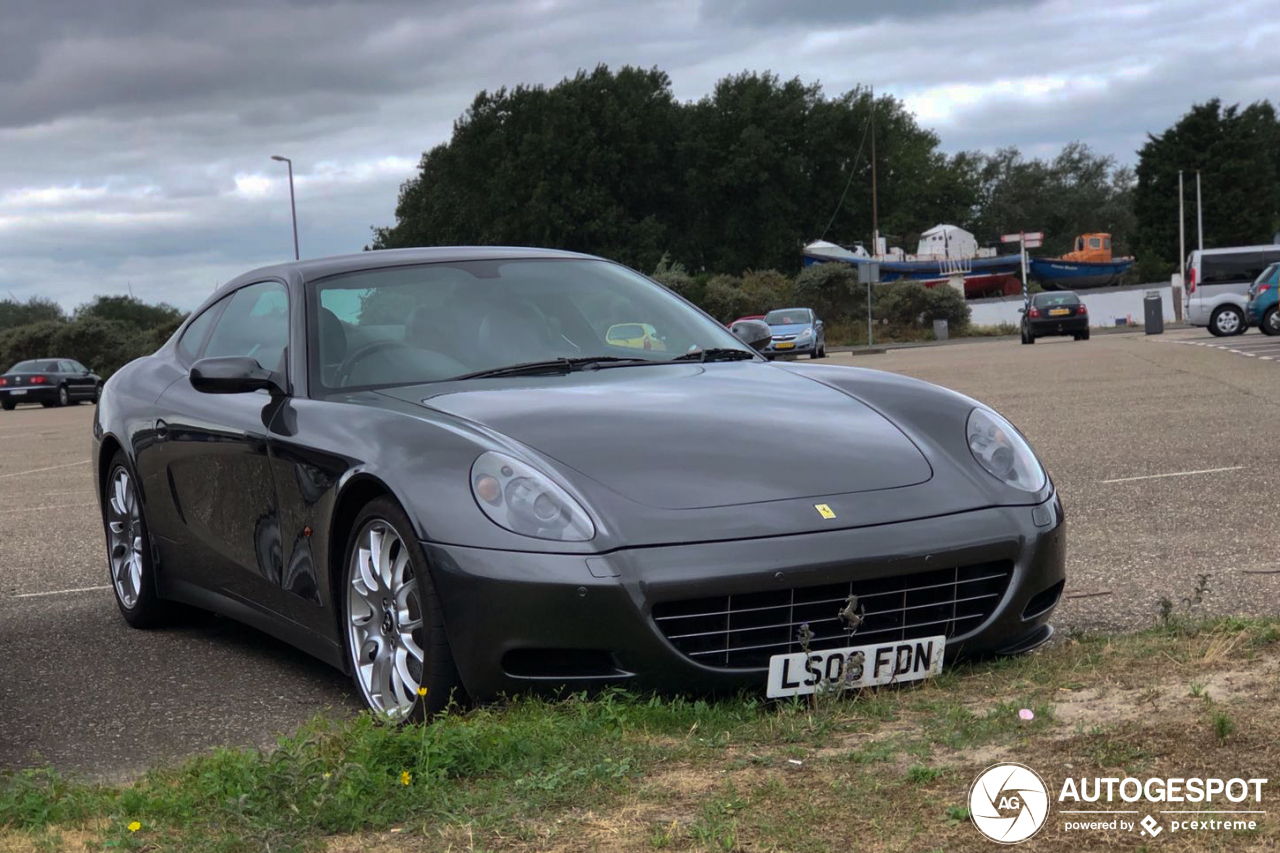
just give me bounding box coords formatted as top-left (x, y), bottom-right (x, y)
top-left (1001, 231), bottom-right (1043, 244)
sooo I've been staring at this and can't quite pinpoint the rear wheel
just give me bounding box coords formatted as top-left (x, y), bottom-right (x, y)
top-left (1, 400), bottom-right (13, 411)
top-left (1262, 307), bottom-right (1279, 337)
top-left (57, 385), bottom-right (69, 407)
top-left (1081, 328), bottom-right (1090, 341)
top-left (1209, 305), bottom-right (1244, 337)
top-left (104, 453), bottom-right (172, 628)
top-left (343, 497), bottom-right (461, 721)
top-left (1022, 328), bottom-right (1035, 345)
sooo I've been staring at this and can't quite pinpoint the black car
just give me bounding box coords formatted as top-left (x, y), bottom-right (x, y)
top-left (1021, 291), bottom-right (1090, 343)
top-left (1, 358), bottom-right (102, 410)
top-left (94, 247), bottom-right (1065, 720)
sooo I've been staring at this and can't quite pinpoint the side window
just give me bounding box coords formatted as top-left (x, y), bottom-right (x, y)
top-left (177, 303), bottom-right (223, 365)
top-left (1089, 237), bottom-right (1101, 249)
top-left (203, 281), bottom-right (290, 372)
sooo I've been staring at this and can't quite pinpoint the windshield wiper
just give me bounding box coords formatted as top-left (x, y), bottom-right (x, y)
top-left (670, 347), bottom-right (757, 363)
top-left (448, 356), bottom-right (658, 381)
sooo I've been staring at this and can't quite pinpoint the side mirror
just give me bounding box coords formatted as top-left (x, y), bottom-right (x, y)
top-left (190, 357), bottom-right (285, 396)
top-left (729, 319), bottom-right (773, 352)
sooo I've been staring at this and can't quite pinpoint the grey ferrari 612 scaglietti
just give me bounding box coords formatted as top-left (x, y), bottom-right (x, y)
top-left (93, 247), bottom-right (1065, 720)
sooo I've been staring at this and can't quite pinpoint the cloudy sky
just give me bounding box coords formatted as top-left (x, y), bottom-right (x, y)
top-left (3, 0), bottom-right (1277, 311)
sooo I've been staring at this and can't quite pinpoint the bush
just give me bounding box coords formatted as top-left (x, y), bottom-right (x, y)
top-left (0, 316), bottom-right (168, 379)
top-left (793, 262), bottom-right (861, 322)
top-left (0, 320), bottom-right (67, 371)
top-left (874, 281), bottom-right (971, 330)
top-left (739, 269), bottom-right (794, 315)
top-left (699, 275), bottom-right (749, 323)
top-left (650, 254), bottom-right (696, 297)
top-left (875, 281), bottom-right (931, 326)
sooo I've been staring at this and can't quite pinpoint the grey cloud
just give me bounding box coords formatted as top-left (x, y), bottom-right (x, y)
top-left (697, 0), bottom-right (1041, 26)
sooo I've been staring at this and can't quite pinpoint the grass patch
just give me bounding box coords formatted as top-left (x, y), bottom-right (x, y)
top-left (3, 617), bottom-right (1279, 852)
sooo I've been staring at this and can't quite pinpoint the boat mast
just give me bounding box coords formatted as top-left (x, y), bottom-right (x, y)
top-left (870, 85), bottom-right (878, 256)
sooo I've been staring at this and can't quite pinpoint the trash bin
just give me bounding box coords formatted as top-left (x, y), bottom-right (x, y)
top-left (1144, 291), bottom-right (1164, 335)
top-left (933, 319), bottom-right (949, 341)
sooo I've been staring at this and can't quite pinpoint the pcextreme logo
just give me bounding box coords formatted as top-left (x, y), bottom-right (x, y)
top-left (968, 763), bottom-right (1050, 844)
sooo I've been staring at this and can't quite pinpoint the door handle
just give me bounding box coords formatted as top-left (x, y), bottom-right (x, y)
top-left (155, 419), bottom-right (169, 440)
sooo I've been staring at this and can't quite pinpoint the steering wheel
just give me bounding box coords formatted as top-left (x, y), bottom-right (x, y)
top-left (336, 339), bottom-right (412, 386)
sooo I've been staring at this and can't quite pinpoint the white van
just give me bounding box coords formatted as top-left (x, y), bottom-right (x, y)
top-left (1186, 245), bottom-right (1280, 336)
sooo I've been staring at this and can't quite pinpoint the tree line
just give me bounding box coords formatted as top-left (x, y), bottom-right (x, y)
top-left (0, 295), bottom-right (184, 378)
top-left (373, 66), bottom-right (1280, 285)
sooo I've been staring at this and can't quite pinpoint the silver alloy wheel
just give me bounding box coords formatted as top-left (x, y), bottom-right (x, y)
top-left (1215, 308), bottom-right (1241, 335)
top-left (107, 467), bottom-right (144, 609)
top-left (346, 519), bottom-right (425, 718)
top-left (1266, 309), bottom-right (1280, 336)
top-left (58, 385), bottom-right (69, 406)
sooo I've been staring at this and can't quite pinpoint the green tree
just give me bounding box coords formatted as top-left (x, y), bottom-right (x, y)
top-left (1135, 99), bottom-right (1280, 278)
top-left (0, 297), bottom-right (65, 332)
top-left (75, 295), bottom-right (184, 331)
top-left (793, 262), bottom-right (861, 322)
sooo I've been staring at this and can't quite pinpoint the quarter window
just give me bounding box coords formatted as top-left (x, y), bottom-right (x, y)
top-left (177, 304), bottom-right (223, 364)
top-left (203, 282), bottom-right (290, 372)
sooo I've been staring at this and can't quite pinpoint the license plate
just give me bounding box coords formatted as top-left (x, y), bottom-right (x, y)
top-left (774, 341), bottom-right (795, 349)
top-left (766, 635), bottom-right (945, 698)
top-left (1049, 308), bottom-right (1070, 316)
top-left (9, 389), bottom-right (25, 396)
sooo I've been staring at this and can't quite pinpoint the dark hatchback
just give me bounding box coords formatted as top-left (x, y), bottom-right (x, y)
top-left (1021, 291), bottom-right (1089, 344)
top-left (1, 358), bottom-right (102, 410)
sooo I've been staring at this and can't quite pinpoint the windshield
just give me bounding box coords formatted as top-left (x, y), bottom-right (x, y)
top-left (1032, 293), bottom-right (1080, 307)
top-left (763, 309), bottom-right (809, 326)
top-left (309, 258), bottom-right (752, 391)
top-left (7, 360), bottom-right (59, 373)
top-left (1255, 263), bottom-right (1279, 287)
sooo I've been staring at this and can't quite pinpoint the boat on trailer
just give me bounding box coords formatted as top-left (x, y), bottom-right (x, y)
top-left (1029, 233), bottom-right (1133, 289)
top-left (803, 225), bottom-right (1023, 298)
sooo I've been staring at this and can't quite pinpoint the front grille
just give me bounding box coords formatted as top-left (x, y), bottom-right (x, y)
top-left (652, 561), bottom-right (1012, 669)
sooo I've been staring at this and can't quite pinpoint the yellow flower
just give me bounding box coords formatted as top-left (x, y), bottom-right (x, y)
top-left (322, 772), bottom-right (331, 780)
top-left (127, 821), bottom-right (141, 833)
top-left (400, 770), bottom-right (412, 786)
top-left (417, 686), bottom-right (428, 697)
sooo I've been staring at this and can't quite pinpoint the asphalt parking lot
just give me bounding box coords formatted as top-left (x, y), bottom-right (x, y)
top-left (2, 325), bottom-right (1277, 779)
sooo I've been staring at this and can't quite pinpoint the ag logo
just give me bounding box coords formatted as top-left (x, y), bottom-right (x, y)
top-left (968, 762), bottom-right (1050, 844)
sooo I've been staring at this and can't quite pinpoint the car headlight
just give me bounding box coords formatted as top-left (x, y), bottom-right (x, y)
top-left (799, 328), bottom-right (813, 339)
top-left (966, 408), bottom-right (1046, 491)
top-left (470, 451), bottom-right (594, 541)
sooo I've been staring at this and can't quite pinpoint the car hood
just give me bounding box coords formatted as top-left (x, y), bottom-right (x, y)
top-left (768, 323), bottom-right (811, 335)
top-left (380, 363), bottom-right (932, 510)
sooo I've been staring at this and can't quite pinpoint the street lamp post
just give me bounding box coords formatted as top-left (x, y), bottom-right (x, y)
top-left (270, 155), bottom-right (299, 260)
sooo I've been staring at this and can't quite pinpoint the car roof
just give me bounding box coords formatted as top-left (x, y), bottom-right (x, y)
top-left (218, 246), bottom-right (599, 294)
top-left (1194, 245), bottom-right (1280, 257)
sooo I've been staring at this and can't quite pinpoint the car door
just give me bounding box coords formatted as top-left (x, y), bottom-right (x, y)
top-left (61, 361), bottom-right (88, 399)
top-left (151, 280), bottom-right (292, 611)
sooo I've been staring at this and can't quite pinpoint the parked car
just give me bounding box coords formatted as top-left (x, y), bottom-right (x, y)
top-left (1185, 245), bottom-right (1280, 336)
top-left (95, 247), bottom-right (1064, 720)
top-left (0, 358), bottom-right (102, 410)
top-left (605, 322), bottom-right (667, 352)
top-left (1245, 262), bottom-right (1279, 336)
top-left (762, 307), bottom-right (826, 359)
top-left (1021, 291), bottom-right (1089, 344)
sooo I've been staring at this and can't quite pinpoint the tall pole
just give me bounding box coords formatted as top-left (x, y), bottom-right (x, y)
top-left (271, 155), bottom-right (300, 260)
top-left (1178, 171), bottom-right (1186, 271)
top-left (869, 86), bottom-right (878, 256)
top-left (1195, 170), bottom-right (1203, 253)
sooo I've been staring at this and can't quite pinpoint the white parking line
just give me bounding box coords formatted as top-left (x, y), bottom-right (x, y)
top-left (1102, 466), bottom-right (1245, 484)
top-left (12, 585), bottom-right (111, 599)
top-left (0, 460), bottom-right (89, 479)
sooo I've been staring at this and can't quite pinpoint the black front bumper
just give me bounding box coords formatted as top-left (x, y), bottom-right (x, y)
top-left (0, 387), bottom-right (57, 404)
top-left (425, 494), bottom-right (1066, 698)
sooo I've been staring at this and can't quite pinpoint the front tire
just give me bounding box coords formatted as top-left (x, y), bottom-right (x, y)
top-left (103, 452), bottom-right (171, 628)
top-left (343, 497), bottom-right (461, 721)
top-left (1209, 305), bottom-right (1244, 337)
top-left (1262, 307), bottom-right (1279, 337)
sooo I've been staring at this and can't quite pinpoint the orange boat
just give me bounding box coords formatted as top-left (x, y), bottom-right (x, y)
top-left (1030, 233), bottom-right (1133, 289)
